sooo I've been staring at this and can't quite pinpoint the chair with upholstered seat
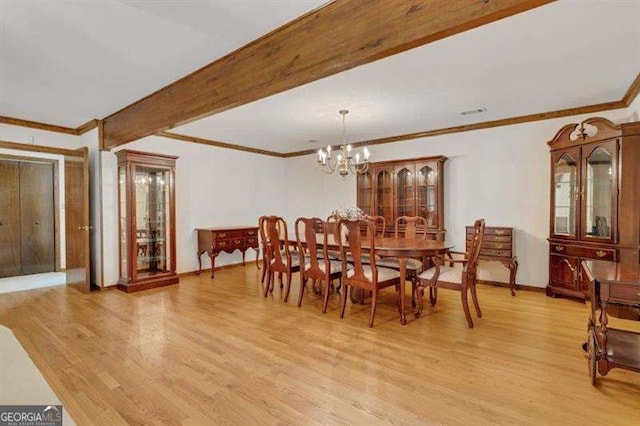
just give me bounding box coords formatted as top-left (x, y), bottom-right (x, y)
top-left (295, 217), bottom-right (344, 311)
top-left (263, 216), bottom-right (301, 299)
top-left (338, 219), bottom-right (402, 327)
top-left (416, 218), bottom-right (486, 328)
top-left (376, 216), bottom-right (427, 305)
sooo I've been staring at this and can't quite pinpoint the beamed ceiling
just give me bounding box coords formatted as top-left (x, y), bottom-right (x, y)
top-left (1, 1), bottom-right (639, 154)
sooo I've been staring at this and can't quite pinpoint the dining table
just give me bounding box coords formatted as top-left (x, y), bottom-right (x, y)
top-left (281, 235), bottom-right (454, 325)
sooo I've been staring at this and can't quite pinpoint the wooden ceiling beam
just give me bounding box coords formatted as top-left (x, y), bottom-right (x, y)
top-left (102, 0), bottom-right (555, 149)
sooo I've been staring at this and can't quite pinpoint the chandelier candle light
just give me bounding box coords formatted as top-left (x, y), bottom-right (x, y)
top-left (317, 110), bottom-right (370, 177)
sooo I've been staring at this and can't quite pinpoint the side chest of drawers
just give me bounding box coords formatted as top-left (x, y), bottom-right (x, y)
top-left (466, 226), bottom-right (515, 259)
top-left (466, 226), bottom-right (518, 295)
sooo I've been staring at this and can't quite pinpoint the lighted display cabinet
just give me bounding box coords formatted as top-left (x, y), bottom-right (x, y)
top-left (547, 117), bottom-right (640, 299)
top-left (116, 150), bottom-right (178, 292)
top-left (356, 155), bottom-right (447, 239)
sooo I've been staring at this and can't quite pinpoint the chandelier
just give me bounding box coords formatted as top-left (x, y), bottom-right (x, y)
top-left (317, 110), bottom-right (370, 177)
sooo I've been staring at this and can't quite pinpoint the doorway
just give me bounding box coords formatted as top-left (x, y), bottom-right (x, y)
top-left (0, 145), bottom-right (90, 293)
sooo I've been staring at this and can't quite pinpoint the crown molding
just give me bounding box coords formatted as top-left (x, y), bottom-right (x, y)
top-left (0, 115), bottom-right (77, 135)
top-left (622, 72), bottom-right (640, 107)
top-left (155, 131), bottom-right (285, 158)
top-left (0, 115), bottom-right (99, 136)
top-left (284, 99), bottom-right (628, 157)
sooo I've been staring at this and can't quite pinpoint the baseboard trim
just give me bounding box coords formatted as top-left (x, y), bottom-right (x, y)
top-left (477, 279), bottom-right (545, 293)
top-left (178, 261), bottom-right (251, 278)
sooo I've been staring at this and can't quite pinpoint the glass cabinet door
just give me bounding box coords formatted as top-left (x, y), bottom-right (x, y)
top-left (582, 141), bottom-right (616, 241)
top-left (357, 171), bottom-right (374, 216)
top-left (133, 165), bottom-right (172, 280)
top-left (119, 165), bottom-right (128, 281)
top-left (375, 167), bottom-right (393, 224)
top-left (395, 164), bottom-right (415, 218)
top-left (416, 162), bottom-right (437, 227)
top-left (552, 149), bottom-right (580, 239)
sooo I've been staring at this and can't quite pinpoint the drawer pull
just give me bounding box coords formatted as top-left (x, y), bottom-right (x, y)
top-left (218, 241), bottom-right (227, 247)
top-left (218, 233), bottom-right (226, 238)
top-left (234, 239), bottom-right (242, 244)
top-left (248, 231), bottom-right (256, 236)
top-left (248, 238), bottom-right (256, 243)
top-left (495, 243), bottom-right (503, 249)
top-left (495, 230), bottom-right (505, 235)
top-left (555, 245), bottom-right (564, 252)
top-left (596, 250), bottom-right (606, 258)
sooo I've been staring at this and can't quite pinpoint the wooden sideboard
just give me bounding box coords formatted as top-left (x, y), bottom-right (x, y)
top-left (466, 226), bottom-right (518, 296)
top-left (196, 226), bottom-right (259, 278)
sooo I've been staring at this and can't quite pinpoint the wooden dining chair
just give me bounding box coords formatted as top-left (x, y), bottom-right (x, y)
top-left (263, 216), bottom-right (300, 299)
top-left (416, 218), bottom-right (486, 328)
top-left (338, 219), bottom-right (402, 327)
top-left (258, 215), bottom-right (285, 284)
top-left (377, 216), bottom-right (427, 305)
top-left (295, 218), bottom-right (343, 311)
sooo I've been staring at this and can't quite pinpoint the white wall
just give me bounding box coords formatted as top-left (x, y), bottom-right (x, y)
top-left (283, 107), bottom-right (640, 288)
top-left (100, 135), bottom-right (286, 286)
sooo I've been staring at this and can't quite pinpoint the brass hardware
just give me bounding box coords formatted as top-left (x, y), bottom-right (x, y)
top-left (495, 230), bottom-right (505, 235)
top-left (219, 242), bottom-right (227, 247)
top-left (555, 245), bottom-right (565, 252)
top-left (234, 239), bottom-right (241, 244)
top-left (596, 250), bottom-right (606, 258)
top-left (219, 233), bottom-right (226, 238)
top-left (495, 243), bottom-right (504, 249)
top-left (248, 231), bottom-right (256, 235)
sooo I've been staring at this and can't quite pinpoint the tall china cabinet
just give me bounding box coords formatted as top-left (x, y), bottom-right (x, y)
top-left (116, 150), bottom-right (179, 292)
top-left (356, 155), bottom-right (447, 240)
top-left (547, 117), bottom-right (640, 299)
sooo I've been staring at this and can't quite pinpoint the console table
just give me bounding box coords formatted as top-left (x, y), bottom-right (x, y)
top-left (466, 226), bottom-right (518, 296)
top-left (196, 226), bottom-right (259, 278)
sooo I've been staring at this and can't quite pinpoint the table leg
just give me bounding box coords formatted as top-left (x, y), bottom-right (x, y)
top-left (197, 251), bottom-right (203, 275)
top-left (398, 257), bottom-right (407, 325)
top-left (242, 249), bottom-right (246, 266)
top-left (210, 253), bottom-right (217, 279)
top-left (255, 248), bottom-right (260, 269)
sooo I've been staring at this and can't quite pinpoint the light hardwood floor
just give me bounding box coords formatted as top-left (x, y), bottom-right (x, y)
top-left (1, 265), bottom-right (639, 425)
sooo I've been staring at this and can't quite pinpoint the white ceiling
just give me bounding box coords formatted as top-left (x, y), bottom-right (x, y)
top-left (0, 0), bottom-right (326, 127)
top-left (173, 1), bottom-right (640, 154)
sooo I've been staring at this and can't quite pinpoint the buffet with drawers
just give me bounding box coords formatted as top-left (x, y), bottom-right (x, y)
top-left (196, 226), bottom-right (260, 278)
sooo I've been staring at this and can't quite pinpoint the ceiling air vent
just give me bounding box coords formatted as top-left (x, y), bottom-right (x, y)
top-left (460, 107), bottom-right (488, 116)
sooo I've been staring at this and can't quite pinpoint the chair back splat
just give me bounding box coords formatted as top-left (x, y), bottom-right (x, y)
top-left (395, 216), bottom-right (427, 239)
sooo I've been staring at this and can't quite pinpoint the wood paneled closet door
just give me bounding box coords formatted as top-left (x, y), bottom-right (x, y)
top-left (64, 149), bottom-right (90, 292)
top-left (0, 160), bottom-right (21, 277)
top-left (19, 162), bottom-right (55, 275)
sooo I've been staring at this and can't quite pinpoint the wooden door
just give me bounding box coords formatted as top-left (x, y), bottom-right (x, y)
top-left (19, 162), bottom-right (55, 275)
top-left (0, 160), bottom-right (21, 277)
top-left (65, 150), bottom-right (90, 291)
